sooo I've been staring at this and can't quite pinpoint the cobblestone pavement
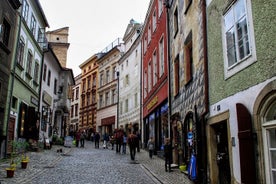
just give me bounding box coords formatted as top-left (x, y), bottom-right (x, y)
top-left (0, 141), bottom-right (194, 184)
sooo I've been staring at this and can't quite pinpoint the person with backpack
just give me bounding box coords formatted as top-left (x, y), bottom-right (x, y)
top-left (127, 131), bottom-right (138, 161)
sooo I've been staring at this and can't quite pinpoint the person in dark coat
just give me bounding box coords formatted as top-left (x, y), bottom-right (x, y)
top-left (128, 131), bottom-right (138, 161)
top-left (75, 131), bottom-right (81, 147)
top-left (164, 138), bottom-right (173, 172)
top-left (94, 132), bottom-right (100, 148)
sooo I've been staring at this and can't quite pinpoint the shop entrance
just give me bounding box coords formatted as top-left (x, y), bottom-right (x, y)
top-left (213, 121), bottom-right (231, 184)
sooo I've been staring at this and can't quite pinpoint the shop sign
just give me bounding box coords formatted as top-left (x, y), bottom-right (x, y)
top-left (43, 91), bottom-right (52, 106)
top-left (31, 96), bottom-right (38, 106)
top-left (147, 96), bottom-right (158, 110)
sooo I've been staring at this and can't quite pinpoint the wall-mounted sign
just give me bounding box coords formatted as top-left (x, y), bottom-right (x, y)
top-left (31, 96), bottom-right (38, 106)
top-left (43, 91), bottom-right (52, 106)
top-left (147, 96), bottom-right (158, 110)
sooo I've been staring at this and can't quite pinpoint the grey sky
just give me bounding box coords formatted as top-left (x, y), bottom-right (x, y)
top-left (40, 0), bottom-right (150, 76)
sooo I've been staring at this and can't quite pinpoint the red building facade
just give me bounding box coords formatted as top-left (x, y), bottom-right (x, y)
top-left (142, 0), bottom-right (168, 154)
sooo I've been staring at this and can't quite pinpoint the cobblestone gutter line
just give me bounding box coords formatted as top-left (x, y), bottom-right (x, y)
top-left (140, 164), bottom-right (163, 184)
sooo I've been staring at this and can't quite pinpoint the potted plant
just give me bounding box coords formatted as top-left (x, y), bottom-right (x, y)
top-left (5, 141), bottom-right (19, 178)
top-left (17, 140), bottom-right (30, 169)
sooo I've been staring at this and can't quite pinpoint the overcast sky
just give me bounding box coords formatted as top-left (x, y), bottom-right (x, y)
top-left (39, 0), bottom-right (150, 76)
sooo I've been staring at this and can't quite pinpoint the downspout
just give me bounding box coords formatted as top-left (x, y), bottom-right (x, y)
top-left (165, 2), bottom-right (172, 139)
top-left (5, 2), bottom-right (23, 156)
top-left (201, 0), bottom-right (209, 183)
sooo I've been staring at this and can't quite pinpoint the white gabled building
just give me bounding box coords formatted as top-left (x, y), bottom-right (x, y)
top-left (118, 19), bottom-right (142, 135)
top-left (40, 44), bottom-right (74, 143)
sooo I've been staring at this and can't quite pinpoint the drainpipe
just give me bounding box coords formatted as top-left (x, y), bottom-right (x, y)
top-left (5, 3), bottom-right (23, 156)
top-left (165, 1), bottom-right (172, 139)
top-left (201, 0), bottom-right (209, 183)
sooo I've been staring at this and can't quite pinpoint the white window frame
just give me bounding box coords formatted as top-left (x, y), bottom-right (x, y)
top-left (159, 36), bottom-right (165, 77)
top-left (222, 0), bottom-right (256, 79)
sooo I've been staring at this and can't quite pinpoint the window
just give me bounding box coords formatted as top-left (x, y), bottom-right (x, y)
top-left (105, 92), bottom-right (109, 106)
top-left (82, 79), bottom-right (86, 92)
top-left (125, 99), bottom-right (129, 113)
top-left (99, 95), bottom-right (103, 108)
top-left (30, 14), bottom-right (36, 36)
top-left (158, 0), bottom-right (163, 17)
top-left (144, 70), bottom-right (147, 98)
top-left (112, 66), bottom-right (116, 80)
top-left (174, 55), bottom-right (180, 96)
top-left (53, 79), bottom-right (57, 95)
top-left (1, 19), bottom-right (11, 46)
top-left (43, 64), bottom-right (47, 81)
top-left (34, 62), bottom-right (39, 83)
top-left (112, 89), bottom-right (116, 104)
top-left (37, 28), bottom-right (46, 49)
top-left (223, 0), bottom-right (256, 78)
top-left (87, 93), bottom-right (90, 106)
top-left (16, 39), bottom-right (25, 66)
top-left (144, 37), bottom-right (147, 54)
top-left (153, 10), bottom-right (157, 31)
top-left (159, 37), bottom-right (165, 77)
top-left (92, 93), bottom-right (96, 104)
top-left (93, 75), bottom-right (96, 87)
top-left (125, 74), bottom-right (129, 86)
top-left (75, 104), bottom-right (78, 117)
top-left (153, 51), bottom-right (158, 85)
top-left (184, 32), bottom-right (193, 84)
top-left (100, 73), bottom-right (103, 86)
top-left (134, 93), bottom-right (138, 107)
top-left (81, 96), bottom-right (85, 107)
top-left (87, 76), bottom-right (91, 89)
top-left (76, 87), bottom-right (79, 100)
top-left (106, 70), bottom-right (110, 83)
top-left (71, 89), bottom-right (74, 101)
top-left (148, 62), bottom-right (152, 91)
top-left (47, 70), bottom-right (51, 86)
top-left (26, 51), bottom-right (33, 76)
top-left (174, 7), bottom-right (179, 37)
top-left (22, 0), bottom-right (29, 22)
top-left (148, 24), bottom-right (151, 43)
top-left (71, 106), bottom-right (74, 118)
top-left (120, 102), bottom-right (123, 115)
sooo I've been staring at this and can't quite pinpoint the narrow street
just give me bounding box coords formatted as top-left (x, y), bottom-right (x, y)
top-left (0, 141), bottom-right (193, 184)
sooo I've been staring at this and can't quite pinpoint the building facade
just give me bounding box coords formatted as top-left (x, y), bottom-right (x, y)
top-left (40, 44), bottom-right (74, 141)
top-left (5, 0), bottom-right (49, 152)
top-left (46, 27), bottom-right (70, 68)
top-left (142, 0), bottom-right (169, 155)
top-left (167, 0), bottom-right (208, 182)
top-left (96, 38), bottom-right (124, 137)
top-left (0, 0), bottom-right (21, 157)
top-left (206, 0), bottom-right (275, 183)
top-left (70, 74), bottom-right (81, 133)
top-left (118, 19), bottom-right (142, 136)
top-left (79, 55), bottom-right (99, 136)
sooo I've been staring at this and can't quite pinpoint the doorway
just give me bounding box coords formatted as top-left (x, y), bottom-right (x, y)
top-left (212, 121), bottom-right (231, 184)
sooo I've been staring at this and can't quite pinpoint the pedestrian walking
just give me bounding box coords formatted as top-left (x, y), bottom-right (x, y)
top-left (94, 132), bottom-right (100, 148)
top-left (75, 131), bottom-right (81, 147)
top-left (164, 138), bottom-right (173, 172)
top-left (103, 133), bottom-right (109, 149)
top-left (115, 129), bottom-right (123, 153)
top-left (128, 131), bottom-right (138, 161)
top-left (147, 137), bottom-right (154, 159)
top-left (122, 133), bottom-right (127, 154)
top-left (80, 131), bottom-right (85, 147)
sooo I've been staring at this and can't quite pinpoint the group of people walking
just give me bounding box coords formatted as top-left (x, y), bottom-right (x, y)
top-left (73, 129), bottom-right (173, 173)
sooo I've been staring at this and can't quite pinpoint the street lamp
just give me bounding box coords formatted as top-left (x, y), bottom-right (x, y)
top-left (116, 71), bottom-right (120, 129)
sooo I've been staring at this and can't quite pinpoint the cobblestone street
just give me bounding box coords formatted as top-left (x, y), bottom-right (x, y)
top-left (0, 141), bottom-right (193, 184)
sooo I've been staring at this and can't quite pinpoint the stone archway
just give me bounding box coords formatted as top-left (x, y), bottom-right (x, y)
top-left (253, 79), bottom-right (276, 184)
